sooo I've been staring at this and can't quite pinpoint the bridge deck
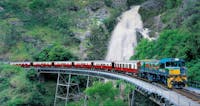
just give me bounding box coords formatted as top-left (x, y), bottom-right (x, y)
top-left (36, 68), bottom-right (199, 106)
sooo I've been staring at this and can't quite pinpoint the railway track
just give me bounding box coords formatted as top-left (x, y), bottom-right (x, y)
top-left (129, 74), bottom-right (200, 103)
top-left (173, 88), bottom-right (200, 103)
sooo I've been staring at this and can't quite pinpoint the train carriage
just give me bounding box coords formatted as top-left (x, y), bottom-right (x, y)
top-left (73, 61), bottom-right (92, 69)
top-left (114, 61), bottom-right (139, 74)
top-left (10, 62), bottom-right (31, 67)
top-left (33, 61), bottom-right (52, 67)
top-left (54, 61), bottom-right (72, 68)
top-left (93, 61), bottom-right (113, 71)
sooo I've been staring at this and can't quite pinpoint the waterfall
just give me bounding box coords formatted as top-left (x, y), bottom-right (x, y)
top-left (105, 6), bottom-right (151, 61)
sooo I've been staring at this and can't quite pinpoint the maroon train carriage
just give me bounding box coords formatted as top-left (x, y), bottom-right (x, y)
top-left (54, 61), bottom-right (72, 68)
top-left (93, 61), bottom-right (113, 71)
top-left (73, 61), bottom-right (92, 69)
top-left (114, 61), bottom-right (139, 75)
top-left (10, 62), bottom-right (31, 68)
top-left (32, 61), bottom-right (52, 67)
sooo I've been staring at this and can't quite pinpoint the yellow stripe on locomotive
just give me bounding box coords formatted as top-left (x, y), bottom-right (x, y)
top-left (169, 69), bottom-right (180, 75)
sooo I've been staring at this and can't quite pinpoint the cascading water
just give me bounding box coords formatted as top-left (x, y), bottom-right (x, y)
top-left (106, 6), bottom-right (151, 61)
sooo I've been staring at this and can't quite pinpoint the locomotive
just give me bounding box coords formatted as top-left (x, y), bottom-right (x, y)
top-left (10, 58), bottom-right (187, 88)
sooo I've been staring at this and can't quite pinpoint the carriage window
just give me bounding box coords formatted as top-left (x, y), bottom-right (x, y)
top-left (129, 64), bottom-right (131, 68)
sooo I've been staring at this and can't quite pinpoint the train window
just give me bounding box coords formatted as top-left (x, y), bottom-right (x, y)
top-left (129, 64), bottom-right (131, 68)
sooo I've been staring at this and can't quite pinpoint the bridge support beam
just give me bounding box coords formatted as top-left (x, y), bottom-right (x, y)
top-left (84, 75), bottom-right (90, 106)
top-left (130, 90), bottom-right (135, 106)
top-left (54, 72), bottom-right (80, 106)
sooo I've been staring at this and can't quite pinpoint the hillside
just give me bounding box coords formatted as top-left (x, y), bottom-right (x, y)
top-left (0, 0), bottom-right (135, 61)
top-left (132, 0), bottom-right (200, 82)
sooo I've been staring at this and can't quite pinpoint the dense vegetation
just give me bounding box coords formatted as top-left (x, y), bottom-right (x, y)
top-left (68, 81), bottom-right (135, 106)
top-left (132, 0), bottom-right (200, 82)
top-left (0, 64), bottom-right (55, 105)
top-left (0, 0), bottom-right (127, 61)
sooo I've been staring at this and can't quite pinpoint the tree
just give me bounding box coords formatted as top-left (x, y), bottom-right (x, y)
top-left (0, 64), bottom-right (46, 105)
top-left (33, 44), bottom-right (78, 61)
top-left (84, 81), bottom-right (127, 106)
top-left (86, 26), bottom-right (109, 60)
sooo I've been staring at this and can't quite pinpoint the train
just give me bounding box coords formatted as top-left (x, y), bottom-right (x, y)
top-left (10, 58), bottom-right (187, 89)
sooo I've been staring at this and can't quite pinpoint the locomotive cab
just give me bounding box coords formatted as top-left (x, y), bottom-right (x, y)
top-left (159, 58), bottom-right (187, 88)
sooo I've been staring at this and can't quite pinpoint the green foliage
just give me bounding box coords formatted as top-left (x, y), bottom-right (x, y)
top-left (104, 0), bottom-right (112, 7)
top-left (33, 44), bottom-right (78, 61)
top-left (104, 8), bottom-right (121, 33)
top-left (165, 0), bottom-right (182, 9)
top-left (127, 0), bottom-right (147, 7)
top-left (132, 29), bottom-right (189, 60)
top-left (86, 26), bottom-right (109, 60)
top-left (29, 0), bottom-right (47, 11)
top-left (85, 82), bottom-right (119, 99)
top-left (84, 81), bottom-right (127, 106)
top-left (0, 64), bottom-right (47, 105)
top-left (187, 60), bottom-right (200, 82)
top-left (0, 18), bottom-right (23, 51)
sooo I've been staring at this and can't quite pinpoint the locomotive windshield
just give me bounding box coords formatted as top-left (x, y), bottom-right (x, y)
top-left (165, 61), bottom-right (185, 67)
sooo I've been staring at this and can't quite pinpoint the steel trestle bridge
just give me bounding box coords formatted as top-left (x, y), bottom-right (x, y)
top-left (31, 67), bottom-right (200, 106)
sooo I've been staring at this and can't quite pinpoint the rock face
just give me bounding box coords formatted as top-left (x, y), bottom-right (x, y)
top-left (141, 0), bottom-right (164, 11)
top-left (111, 0), bottom-right (127, 8)
top-left (139, 0), bottom-right (165, 37)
